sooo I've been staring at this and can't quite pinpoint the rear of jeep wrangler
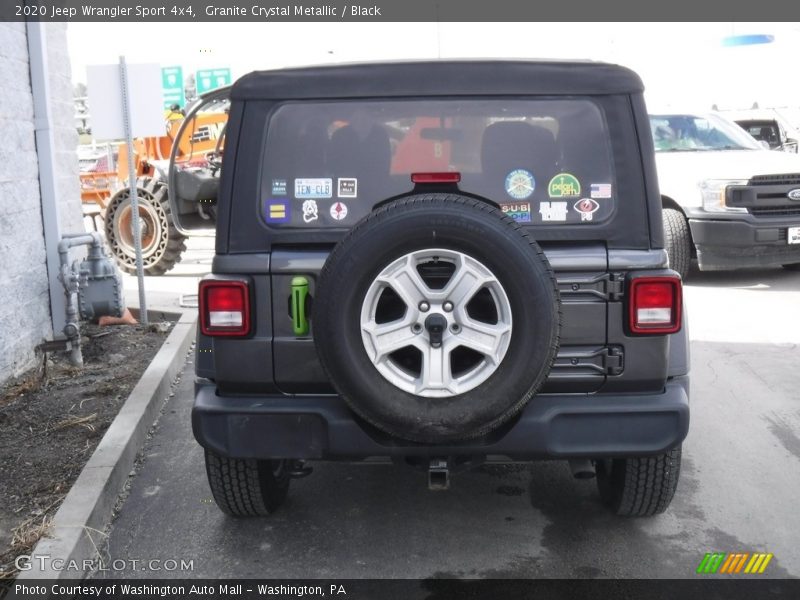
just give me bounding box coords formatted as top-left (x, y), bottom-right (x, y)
top-left (188, 61), bottom-right (690, 518)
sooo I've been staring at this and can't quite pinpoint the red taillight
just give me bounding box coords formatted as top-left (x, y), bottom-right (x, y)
top-left (199, 280), bottom-right (250, 336)
top-left (411, 172), bottom-right (461, 184)
top-left (628, 276), bottom-right (682, 335)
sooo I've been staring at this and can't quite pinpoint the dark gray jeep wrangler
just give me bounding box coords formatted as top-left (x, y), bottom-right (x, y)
top-left (186, 61), bottom-right (690, 518)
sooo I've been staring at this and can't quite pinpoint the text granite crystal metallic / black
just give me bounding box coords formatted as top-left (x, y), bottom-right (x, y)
top-left (181, 60), bottom-right (690, 518)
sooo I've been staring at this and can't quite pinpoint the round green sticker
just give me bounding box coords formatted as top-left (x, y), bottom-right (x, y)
top-left (548, 173), bottom-right (581, 198)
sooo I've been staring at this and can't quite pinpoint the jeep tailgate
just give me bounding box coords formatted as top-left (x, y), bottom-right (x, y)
top-left (270, 243), bottom-right (614, 395)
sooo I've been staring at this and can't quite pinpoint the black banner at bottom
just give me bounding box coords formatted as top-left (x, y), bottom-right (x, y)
top-left (2, 579), bottom-right (799, 600)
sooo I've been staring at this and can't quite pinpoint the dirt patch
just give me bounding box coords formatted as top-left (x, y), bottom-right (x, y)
top-left (0, 321), bottom-right (173, 579)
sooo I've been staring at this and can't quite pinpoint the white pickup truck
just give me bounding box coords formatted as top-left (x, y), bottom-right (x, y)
top-left (650, 111), bottom-right (800, 278)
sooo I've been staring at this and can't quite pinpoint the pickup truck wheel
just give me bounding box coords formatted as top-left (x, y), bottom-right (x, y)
top-left (314, 194), bottom-right (561, 444)
top-left (204, 450), bottom-right (290, 517)
top-left (104, 177), bottom-right (187, 276)
top-left (663, 208), bottom-right (691, 280)
top-left (595, 447), bottom-right (682, 517)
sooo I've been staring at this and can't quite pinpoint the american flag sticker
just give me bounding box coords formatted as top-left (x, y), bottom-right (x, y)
top-left (590, 183), bottom-right (612, 199)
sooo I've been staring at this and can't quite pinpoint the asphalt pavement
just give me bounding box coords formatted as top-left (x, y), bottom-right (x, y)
top-left (103, 241), bottom-right (800, 579)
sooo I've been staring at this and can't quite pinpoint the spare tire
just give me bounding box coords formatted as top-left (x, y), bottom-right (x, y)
top-left (313, 194), bottom-right (561, 443)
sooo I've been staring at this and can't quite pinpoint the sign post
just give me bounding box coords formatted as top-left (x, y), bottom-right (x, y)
top-left (118, 56), bottom-right (148, 324)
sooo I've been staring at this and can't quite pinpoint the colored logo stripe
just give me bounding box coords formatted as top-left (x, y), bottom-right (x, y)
top-left (745, 553), bottom-right (773, 574)
top-left (719, 553), bottom-right (749, 574)
top-left (697, 553), bottom-right (726, 574)
top-left (697, 552), bottom-right (773, 574)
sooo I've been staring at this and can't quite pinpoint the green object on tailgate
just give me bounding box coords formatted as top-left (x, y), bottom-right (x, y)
top-left (291, 276), bottom-right (309, 336)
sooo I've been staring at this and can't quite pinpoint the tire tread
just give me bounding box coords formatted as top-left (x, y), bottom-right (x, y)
top-left (663, 208), bottom-right (691, 279)
top-left (204, 450), bottom-right (288, 517)
top-left (604, 447), bottom-right (682, 517)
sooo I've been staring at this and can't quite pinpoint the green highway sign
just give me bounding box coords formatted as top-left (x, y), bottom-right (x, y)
top-left (196, 68), bottom-right (232, 94)
top-left (161, 66), bottom-right (185, 110)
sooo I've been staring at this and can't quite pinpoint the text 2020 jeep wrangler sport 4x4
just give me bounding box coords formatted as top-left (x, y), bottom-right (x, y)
top-left (185, 61), bottom-right (690, 518)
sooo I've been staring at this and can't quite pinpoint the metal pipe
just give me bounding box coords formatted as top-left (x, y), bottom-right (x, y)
top-left (26, 22), bottom-right (68, 341)
top-left (56, 232), bottom-right (107, 367)
top-left (58, 231), bottom-right (101, 253)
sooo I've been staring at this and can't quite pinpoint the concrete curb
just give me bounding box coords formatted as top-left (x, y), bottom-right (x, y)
top-left (16, 310), bottom-right (197, 580)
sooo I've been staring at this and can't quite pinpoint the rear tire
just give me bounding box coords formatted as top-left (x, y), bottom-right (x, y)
top-left (663, 208), bottom-right (691, 280)
top-left (205, 450), bottom-right (290, 517)
top-left (595, 447), bottom-right (682, 517)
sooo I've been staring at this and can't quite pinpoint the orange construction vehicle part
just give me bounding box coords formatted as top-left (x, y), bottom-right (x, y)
top-left (80, 110), bottom-right (228, 207)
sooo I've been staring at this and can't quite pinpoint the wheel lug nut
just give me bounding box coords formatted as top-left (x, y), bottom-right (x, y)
top-left (419, 301), bottom-right (430, 312)
top-left (450, 324), bottom-right (460, 333)
top-left (412, 323), bottom-right (423, 333)
top-left (443, 301), bottom-right (454, 312)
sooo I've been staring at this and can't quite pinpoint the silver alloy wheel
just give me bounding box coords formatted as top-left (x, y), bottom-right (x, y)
top-left (360, 248), bottom-right (512, 398)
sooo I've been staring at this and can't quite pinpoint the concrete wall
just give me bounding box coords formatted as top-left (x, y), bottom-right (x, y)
top-left (0, 23), bottom-right (82, 386)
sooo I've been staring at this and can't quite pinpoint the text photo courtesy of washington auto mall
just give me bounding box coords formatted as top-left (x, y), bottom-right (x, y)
top-left (1, 2), bottom-right (800, 598)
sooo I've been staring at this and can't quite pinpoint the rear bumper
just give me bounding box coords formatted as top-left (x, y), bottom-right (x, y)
top-left (192, 378), bottom-right (690, 461)
top-left (688, 217), bottom-right (800, 269)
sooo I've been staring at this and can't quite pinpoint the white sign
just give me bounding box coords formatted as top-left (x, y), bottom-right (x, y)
top-left (539, 201), bottom-right (568, 222)
top-left (86, 62), bottom-right (164, 140)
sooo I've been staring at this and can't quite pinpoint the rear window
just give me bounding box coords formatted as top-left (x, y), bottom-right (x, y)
top-left (260, 99), bottom-right (615, 228)
top-left (737, 120), bottom-right (780, 146)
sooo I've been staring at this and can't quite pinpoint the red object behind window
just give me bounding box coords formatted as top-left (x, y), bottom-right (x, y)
top-left (411, 172), bottom-right (461, 184)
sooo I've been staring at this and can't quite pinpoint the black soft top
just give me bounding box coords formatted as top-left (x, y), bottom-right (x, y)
top-left (231, 60), bottom-right (644, 100)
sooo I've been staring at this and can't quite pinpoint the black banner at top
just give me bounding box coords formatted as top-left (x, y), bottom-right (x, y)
top-left (3, 0), bottom-right (800, 22)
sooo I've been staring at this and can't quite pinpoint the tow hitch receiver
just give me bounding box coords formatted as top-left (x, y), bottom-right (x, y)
top-left (428, 458), bottom-right (450, 491)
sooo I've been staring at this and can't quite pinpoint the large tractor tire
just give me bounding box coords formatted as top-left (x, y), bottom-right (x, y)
top-left (313, 194), bottom-right (561, 444)
top-left (104, 177), bottom-right (187, 276)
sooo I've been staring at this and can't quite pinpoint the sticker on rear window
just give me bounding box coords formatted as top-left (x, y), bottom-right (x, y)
top-left (500, 202), bottom-right (532, 223)
top-left (338, 178), bottom-right (357, 198)
top-left (302, 200), bottom-right (319, 223)
top-left (539, 201), bottom-right (568, 222)
top-left (574, 198), bottom-right (600, 222)
top-left (505, 169), bottom-right (535, 200)
top-left (271, 179), bottom-right (287, 196)
top-left (590, 183), bottom-right (612, 198)
top-left (295, 178), bottom-right (333, 199)
top-left (264, 199), bottom-right (290, 224)
top-left (330, 201), bottom-right (348, 221)
top-left (548, 173), bottom-right (581, 198)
